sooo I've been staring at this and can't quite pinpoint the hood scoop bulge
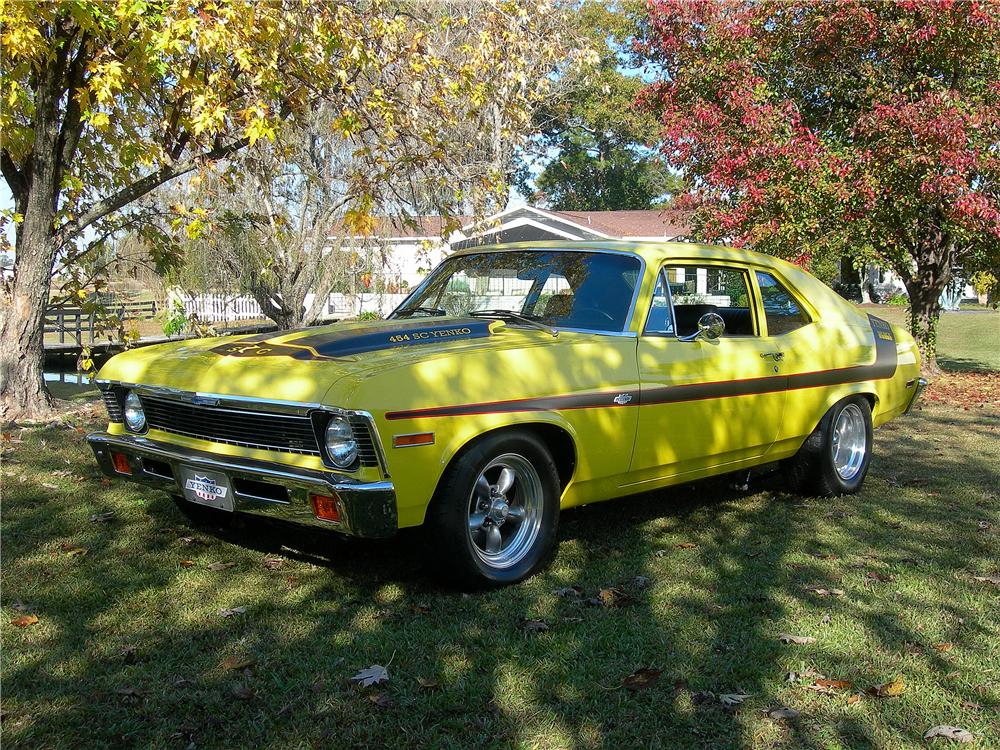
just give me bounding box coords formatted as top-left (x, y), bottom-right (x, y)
top-left (210, 318), bottom-right (499, 361)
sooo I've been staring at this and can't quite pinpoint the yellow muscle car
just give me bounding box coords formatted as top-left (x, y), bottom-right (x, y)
top-left (89, 241), bottom-right (925, 585)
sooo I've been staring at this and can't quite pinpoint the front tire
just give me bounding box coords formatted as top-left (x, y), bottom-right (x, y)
top-left (425, 430), bottom-right (560, 587)
top-left (783, 396), bottom-right (873, 496)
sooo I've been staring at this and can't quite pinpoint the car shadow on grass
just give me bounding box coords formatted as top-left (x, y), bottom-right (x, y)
top-left (3, 408), bottom-right (999, 748)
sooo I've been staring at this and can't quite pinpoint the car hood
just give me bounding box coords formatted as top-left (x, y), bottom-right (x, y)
top-left (96, 316), bottom-right (542, 403)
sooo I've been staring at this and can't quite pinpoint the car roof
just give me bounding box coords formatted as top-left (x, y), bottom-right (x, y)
top-left (448, 239), bottom-right (798, 273)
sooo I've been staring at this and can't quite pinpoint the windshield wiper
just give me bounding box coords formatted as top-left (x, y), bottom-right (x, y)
top-left (397, 306), bottom-right (447, 318)
top-left (468, 309), bottom-right (558, 338)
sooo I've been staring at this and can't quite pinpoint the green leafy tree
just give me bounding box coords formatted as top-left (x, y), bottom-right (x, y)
top-left (640, 1), bottom-right (1000, 375)
top-left (0, 0), bottom-right (566, 419)
top-left (519, 0), bottom-right (682, 210)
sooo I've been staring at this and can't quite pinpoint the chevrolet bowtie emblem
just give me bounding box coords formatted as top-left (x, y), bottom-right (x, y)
top-left (613, 393), bottom-right (633, 405)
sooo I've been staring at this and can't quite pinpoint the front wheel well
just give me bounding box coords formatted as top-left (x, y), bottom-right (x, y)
top-left (446, 423), bottom-right (577, 492)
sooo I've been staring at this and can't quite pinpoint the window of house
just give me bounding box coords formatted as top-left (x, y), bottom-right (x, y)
top-left (755, 271), bottom-right (810, 335)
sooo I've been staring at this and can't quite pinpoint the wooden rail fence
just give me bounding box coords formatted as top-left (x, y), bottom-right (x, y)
top-left (44, 300), bottom-right (158, 344)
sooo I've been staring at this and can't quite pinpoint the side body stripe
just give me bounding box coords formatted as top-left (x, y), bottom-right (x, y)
top-left (384, 316), bottom-right (897, 421)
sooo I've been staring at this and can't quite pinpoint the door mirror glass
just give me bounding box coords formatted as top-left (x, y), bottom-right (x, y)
top-left (680, 312), bottom-right (725, 342)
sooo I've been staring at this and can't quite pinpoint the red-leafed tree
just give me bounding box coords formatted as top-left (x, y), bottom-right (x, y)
top-left (639, 0), bottom-right (1000, 375)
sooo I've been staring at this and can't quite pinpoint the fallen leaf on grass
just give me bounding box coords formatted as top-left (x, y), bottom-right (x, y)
top-left (59, 543), bottom-right (88, 557)
top-left (221, 656), bottom-right (256, 671)
top-left (924, 726), bottom-right (974, 743)
top-left (350, 665), bottom-right (388, 688)
top-left (410, 603), bottom-right (432, 615)
top-left (593, 587), bottom-right (635, 608)
top-left (865, 570), bottom-right (895, 583)
top-left (116, 687), bottom-right (144, 700)
top-left (932, 642), bottom-right (954, 652)
top-left (676, 542), bottom-right (698, 549)
top-left (90, 511), bottom-right (116, 523)
top-left (779, 633), bottom-right (816, 645)
top-left (11, 614), bottom-right (39, 627)
top-left (218, 607), bottom-right (246, 618)
top-left (846, 693), bottom-right (862, 705)
top-left (629, 575), bottom-right (651, 589)
top-left (262, 557), bottom-right (284, 570)
top-left (805, 679), bottom-right (853, 694)
top-left (232, 685), bottom-right (256, 701)
top-left (207, 562), bottom-right (236, 572)
top-left (720, 693), bottom-right (751, 707)
top-left (518, 618), bottom-right (549, 634)
top-left (690, 690), bottom-right (715, 705)
top-left (767, 706), bottom-right (800, 720)
top-left (867, 676), bottom-right (905, 697)
top-left (553, 585), bottom-right (583, 598)
top-left (178, 536), bottom-right (207, 546)
top-left (416, 676), bottom-right (438, 689)
top-left (285, 576), bottom-right (300, 587)
top-left (42, 482), bottom-right (58, 490)
top-left (622, 667), bottom-right (662, 691)
top-left (804, 584), bottom-right (844, 597)
top-left (179, 560), bottom-right (195, 568)
top-left (368, 692), bottom-right (395, 708)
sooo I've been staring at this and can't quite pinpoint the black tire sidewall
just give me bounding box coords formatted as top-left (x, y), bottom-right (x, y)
top-left (427, 431), bottom-right (560, 587)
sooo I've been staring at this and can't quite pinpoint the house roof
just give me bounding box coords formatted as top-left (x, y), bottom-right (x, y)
top-left (548, 209), bottom-right (691, 238)
top-left (348, 206), bottom-right (692, 241)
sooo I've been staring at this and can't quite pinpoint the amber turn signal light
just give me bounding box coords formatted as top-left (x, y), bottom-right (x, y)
top-left (392, 432), bottom-right (434, 448)
top-left (310, 493), bottom-right (341, 523)
top-left (110, 451), bottom-right (132, 475)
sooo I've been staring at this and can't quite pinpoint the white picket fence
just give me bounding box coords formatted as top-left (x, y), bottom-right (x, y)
top-left (174, 291), bottom-right (409, 323)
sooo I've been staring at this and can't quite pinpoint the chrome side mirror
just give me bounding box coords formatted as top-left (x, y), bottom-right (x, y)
top-left (679, 312), bottom-right (725, 342)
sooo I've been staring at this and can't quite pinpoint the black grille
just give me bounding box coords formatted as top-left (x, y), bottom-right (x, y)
top-left (141, 395), bottom-right (321, 456)
top-left (348, 416), bottom-right (380, 467)
top-left (101, 389), bottom-right (123, 422)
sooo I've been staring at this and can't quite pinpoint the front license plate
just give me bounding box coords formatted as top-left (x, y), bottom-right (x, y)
top-left (179, 466), bottom-right (234, 511)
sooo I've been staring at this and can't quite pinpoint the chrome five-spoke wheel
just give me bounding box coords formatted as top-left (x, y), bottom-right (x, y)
top-left (467, 453), bottom-right (543, 569)
top-left (831, 403), bottom-right (867, 480)
top-left (427, 430), bottom-right (560, 586)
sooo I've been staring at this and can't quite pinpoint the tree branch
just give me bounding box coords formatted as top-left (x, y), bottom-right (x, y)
top-left (55, 136), bottom-right (250, 246)
top-left (1, 150), bottom-right (26, 211)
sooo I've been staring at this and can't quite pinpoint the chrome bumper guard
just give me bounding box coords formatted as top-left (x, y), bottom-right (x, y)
top-left (87, 432), bottom-right (397, 538)
top-left (904, 377), bottom-right (929, 415)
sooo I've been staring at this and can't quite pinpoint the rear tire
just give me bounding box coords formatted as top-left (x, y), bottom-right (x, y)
top-left (783, 396), bottom-right (873, 496)
top-left (425, 430), bottom-right (560, 587)
top-left (172, 495), bottom-right (233, 528)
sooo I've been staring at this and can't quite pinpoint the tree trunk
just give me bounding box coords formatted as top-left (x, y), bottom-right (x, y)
top-left (0, 229), bottom-right (57, 422)
top-left (904, 266), bottom-right (949, 379)
top-left (1, 55), bottom-right (63, 422)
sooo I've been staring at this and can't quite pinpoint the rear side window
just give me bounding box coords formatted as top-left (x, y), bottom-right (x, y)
top-left (756, 271), bottom-right (809, 335)
top-left (644, 265), bottom-right (756, 337)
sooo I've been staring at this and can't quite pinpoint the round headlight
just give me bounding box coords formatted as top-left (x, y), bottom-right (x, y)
top-left (324, 415), bottom-right (358, 468)
top-left (123, 390), bottom-right (146, 432)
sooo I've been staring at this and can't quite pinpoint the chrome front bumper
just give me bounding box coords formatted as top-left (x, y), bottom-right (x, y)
top-left (87, 432), bottom-right (397, 538)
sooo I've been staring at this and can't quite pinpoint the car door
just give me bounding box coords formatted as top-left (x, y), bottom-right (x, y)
top-left (627, 262), bottom-right (788, 485)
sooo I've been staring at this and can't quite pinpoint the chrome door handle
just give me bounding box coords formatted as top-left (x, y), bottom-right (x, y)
top-left (760, 351), bottom-right (784, 361)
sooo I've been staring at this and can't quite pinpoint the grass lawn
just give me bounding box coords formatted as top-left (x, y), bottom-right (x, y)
top-left (3, 393), bottom-right (998, 749)
top-left (860, 305), bottom-right (1000, 372)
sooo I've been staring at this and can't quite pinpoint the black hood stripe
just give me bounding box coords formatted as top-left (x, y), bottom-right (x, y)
top-left (211, 319), bottom-right (494, 360)
top-left (386, 316), bottom-right (897, 420)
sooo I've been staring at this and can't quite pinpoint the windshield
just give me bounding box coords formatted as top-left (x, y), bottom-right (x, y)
top-left (392, 250), bottom-right (642, 333)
